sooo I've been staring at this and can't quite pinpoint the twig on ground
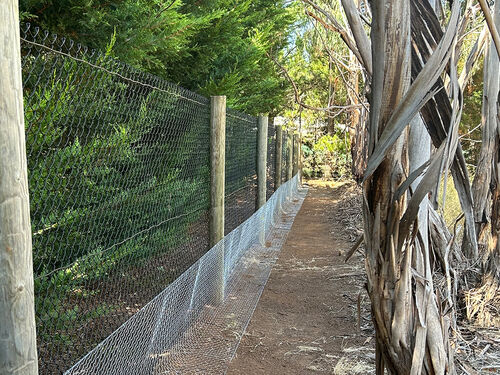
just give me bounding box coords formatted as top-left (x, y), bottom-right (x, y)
top-left (345, 234), bottom-right (364, 262)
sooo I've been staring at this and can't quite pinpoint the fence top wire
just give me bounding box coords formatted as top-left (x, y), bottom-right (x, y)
top-left (21, 23), bottom-right (210, 107)
top-left (226, 107), bottom-right (256, 124)
top-left (21, 23), bottom-right (266, 128)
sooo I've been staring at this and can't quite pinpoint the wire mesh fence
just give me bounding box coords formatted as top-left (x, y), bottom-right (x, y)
top-left (22, 24), bottom-right (212, 374)
top-left (18, 23), bottom-right (296, 374)
top-left (224, 109), bottom-right (258, 235)
top-left (282, 129), bottom-right (289, 183)
top-left (64, 175), bottom-right (304, 375)
top-left (266, 121), bottom-right (276, 201)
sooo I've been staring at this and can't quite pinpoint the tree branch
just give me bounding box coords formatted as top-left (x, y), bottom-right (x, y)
top-left (478, 0), bottom-right (500, 59)
top-left (341, 0), bottom-right (372, 75)
top-left (309, 17), bottom-right (370, 113)
top-left (459, 23), bottom-right (487, 90)
top-left (267, 52), bottom-right (365, 115)
top-left (301, 0), bottom-right (369, 75)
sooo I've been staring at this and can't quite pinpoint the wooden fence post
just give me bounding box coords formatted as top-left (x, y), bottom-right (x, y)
top-left (275, 126), bottom-right (282, 189)
top-left (287, 131), bottom-right (293, 181)
top-left (0, 1), bottom-right (39, 373)
top-left (257, 115), bottom-right (268, 209)
top-left (292, 133), bottom-right (299, 177)
top-left (210, 96), bottom-right (225, 303)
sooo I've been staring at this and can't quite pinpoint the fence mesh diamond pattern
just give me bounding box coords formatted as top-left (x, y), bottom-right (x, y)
top-left (282, 129), bottom-right (289, 183)
top-left (266, 121), bottom-right (276, 201)
top-left (22, 24), bottom-right (205, 373)
top-left (19, 23), bottom-right (296, 374)
top-left (224, 109), bottom-right (258, 235)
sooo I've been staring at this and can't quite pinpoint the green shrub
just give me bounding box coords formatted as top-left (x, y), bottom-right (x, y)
top-left (302, 134), bottom-right (351, 179)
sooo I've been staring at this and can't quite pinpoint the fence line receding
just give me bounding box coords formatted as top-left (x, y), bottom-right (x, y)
top-left (15, 23), bottom-right (301, 374)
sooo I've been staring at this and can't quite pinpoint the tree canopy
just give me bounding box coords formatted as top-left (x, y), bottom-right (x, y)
top-left (20, 0), bottom-right (298, 114)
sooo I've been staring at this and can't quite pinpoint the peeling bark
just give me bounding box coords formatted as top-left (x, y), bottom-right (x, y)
top-left (364, 0), bottom-right (457, 373)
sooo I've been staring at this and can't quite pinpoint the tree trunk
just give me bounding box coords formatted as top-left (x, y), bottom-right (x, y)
top-left (348, 41), bottom-right (366, 182)
top-left (469, 2), bottom-right (500, 328)
top-left (364, 2), bottom-right (412, 372)
top-left (364, 1), bottom-right (454, 373)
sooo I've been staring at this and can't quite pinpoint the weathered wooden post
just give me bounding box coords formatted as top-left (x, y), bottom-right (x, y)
top-left (275, 126), bottom-right (282, 189)
top-left (210, 96), bottom-right (225, 303)
top-left (286, 131), bottom-right (293, 181)
top-left (257, 115), bottom-right (268, 209)
top-left (0, 1), bottom-right (39, 374)
top-left (292, 133), bottom-right (299, 177)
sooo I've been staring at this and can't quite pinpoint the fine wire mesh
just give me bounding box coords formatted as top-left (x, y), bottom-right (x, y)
top-left (65, 175), bottom-right (305, 375)
top-left (224, 109), bottom-right (258, 235)
top-left (266, 122), bottom-right (276, 201)
top-left (21, 24), bottom-right (212, 374)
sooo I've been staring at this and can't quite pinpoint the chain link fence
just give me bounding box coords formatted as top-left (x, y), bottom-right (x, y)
top-left (282, 129), bottom-right (289, 183)
top-left (19, 23), bottom-right (296, 374)
top-left (224, 109), bottom-right (258, 235)
top-left (266, 121), bottom-right (276, 201)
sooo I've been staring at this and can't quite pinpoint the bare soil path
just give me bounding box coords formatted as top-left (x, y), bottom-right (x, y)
top-left (227, 180), bottom-right (376, 375)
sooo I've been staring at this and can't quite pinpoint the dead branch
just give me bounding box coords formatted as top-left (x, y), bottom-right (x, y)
top-left (266, 51), bottom-right (365, 115)
top-left (345, 234), bottom-right (364, 262)
top-left (478, 0), bottom-right (500, 59)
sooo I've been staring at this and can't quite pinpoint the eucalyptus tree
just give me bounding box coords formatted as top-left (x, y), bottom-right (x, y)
top-left (470, 1), bottom-right (500, 326)
top-left (297, 0), bottom-right (496, 373)
top-left (361, 1), bottom-right (462, 372)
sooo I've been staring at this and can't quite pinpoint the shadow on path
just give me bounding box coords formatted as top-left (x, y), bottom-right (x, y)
top-left (227, 180), bottom-right (375, 375)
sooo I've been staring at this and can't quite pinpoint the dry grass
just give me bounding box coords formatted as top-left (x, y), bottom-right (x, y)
top-left (464, 275), bottom-right (500, 328)
top-left (333, 356), bottom-right (374, 375)
top-left (455, 324), bottom-right (500, 374)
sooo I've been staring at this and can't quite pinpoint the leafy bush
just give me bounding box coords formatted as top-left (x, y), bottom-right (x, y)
top-left (302, 134), bottom-right (351, 179)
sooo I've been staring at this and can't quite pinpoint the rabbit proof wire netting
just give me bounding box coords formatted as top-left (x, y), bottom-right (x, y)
top-left (64, 175), bottom-right (305, 375)
top-left (20, 23), bottom-right (298, 374)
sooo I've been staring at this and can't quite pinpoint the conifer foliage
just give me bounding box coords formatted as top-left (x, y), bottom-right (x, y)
top-left (20, 0), bottom-right (297, 114)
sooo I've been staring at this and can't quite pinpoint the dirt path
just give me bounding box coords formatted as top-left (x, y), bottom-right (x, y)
top-left (227, 180), bottom-right (375, 375)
